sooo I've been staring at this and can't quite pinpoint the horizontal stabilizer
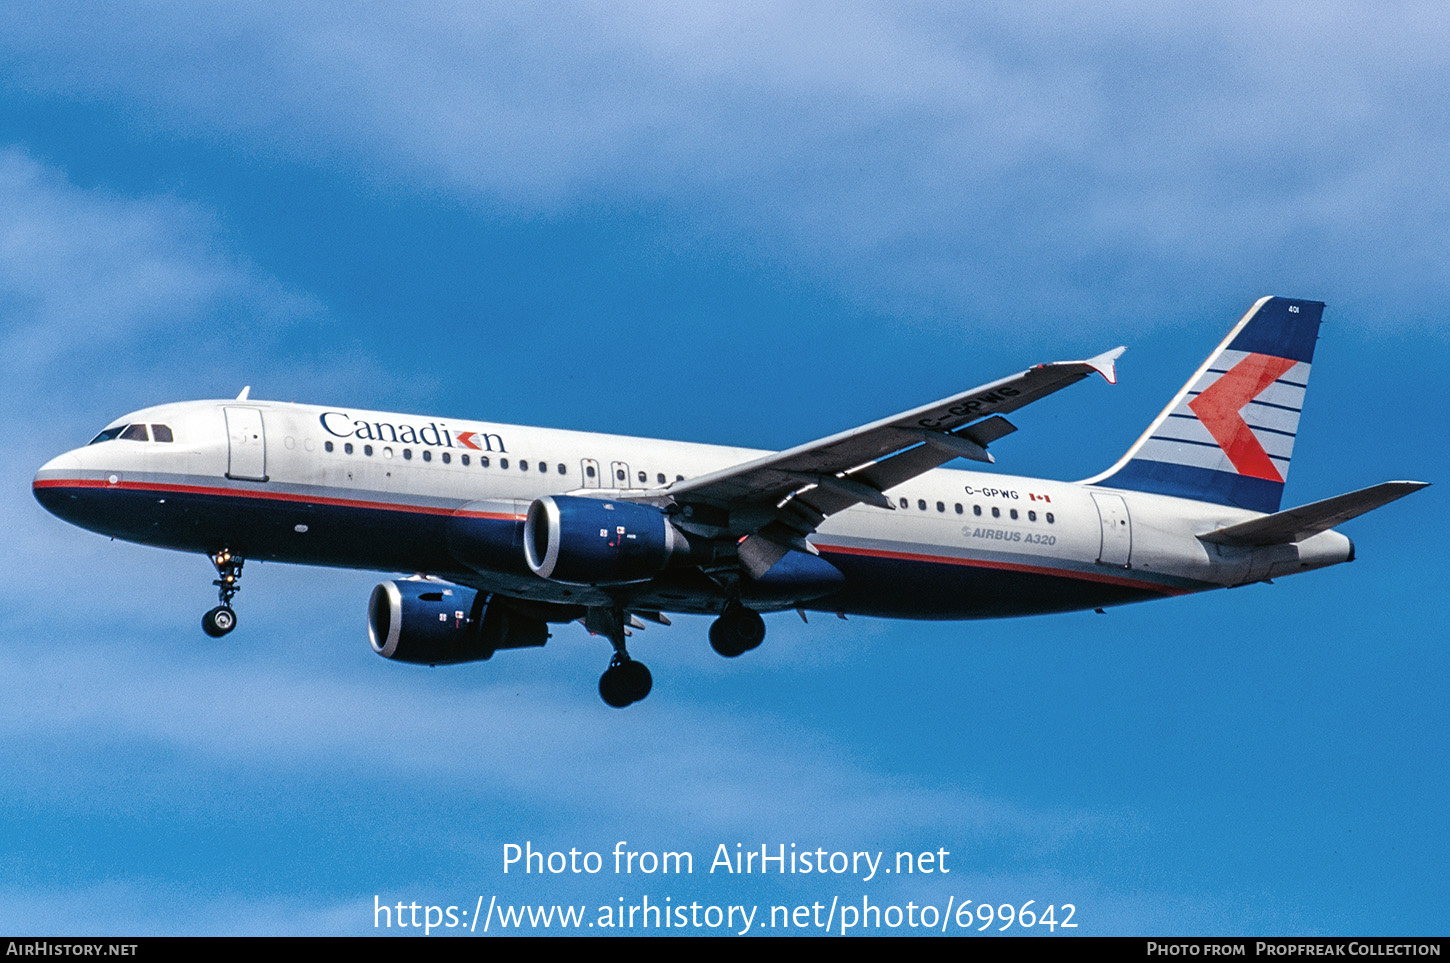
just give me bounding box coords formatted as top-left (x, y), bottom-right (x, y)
top-left (1198, 481), bottom-right (1429, 546)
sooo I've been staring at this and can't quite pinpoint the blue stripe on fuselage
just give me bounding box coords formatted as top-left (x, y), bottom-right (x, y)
top-left (33, 480), bottom-right (524, 579)
top-left (35, 479), bottom-right (1207, 620)
top-left (812, 548), bottom-right (1169, 618)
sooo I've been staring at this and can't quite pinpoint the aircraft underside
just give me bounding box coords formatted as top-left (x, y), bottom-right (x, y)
top-left (34, 474), bottom-right (1194, 622)
top-left (37, 472), bottom-right (1197, 708)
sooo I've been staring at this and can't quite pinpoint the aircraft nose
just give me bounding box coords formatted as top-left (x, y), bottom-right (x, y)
top-left (35, 451), bottom-right (80, 479)
top-left (33, 452), bottom-right (82, 514)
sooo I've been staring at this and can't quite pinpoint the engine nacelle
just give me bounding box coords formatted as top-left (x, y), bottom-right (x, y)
top-left (368, 580), bottom-right (547, 665)
top-left (524, 495), bottom-right (683, 585)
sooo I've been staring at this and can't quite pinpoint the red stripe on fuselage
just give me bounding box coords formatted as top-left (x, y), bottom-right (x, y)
top-left (814, 541), bottom-right (1193, 596)
top-left (36, 477), bottom-right (1197, 596)
top-left (31, 477), bottom-right (523, 521)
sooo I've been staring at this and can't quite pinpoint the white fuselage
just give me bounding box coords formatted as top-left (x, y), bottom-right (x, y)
top-left (33, 399), bottom-right (1354, 620)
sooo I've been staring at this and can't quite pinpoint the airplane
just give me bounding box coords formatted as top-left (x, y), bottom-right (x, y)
top-left (33, 296), bottom-right (1427, 707)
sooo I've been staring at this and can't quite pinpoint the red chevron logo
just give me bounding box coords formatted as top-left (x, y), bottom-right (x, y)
top-left (1187, 353), bottom-right (1297, 481)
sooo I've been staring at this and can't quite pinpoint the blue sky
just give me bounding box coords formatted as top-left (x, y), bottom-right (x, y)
top-left (1, 1), bottom-right (1445, 936)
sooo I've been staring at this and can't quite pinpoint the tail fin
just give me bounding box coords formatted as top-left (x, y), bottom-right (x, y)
top-left (1084, 296), bottom-right (1324, 513)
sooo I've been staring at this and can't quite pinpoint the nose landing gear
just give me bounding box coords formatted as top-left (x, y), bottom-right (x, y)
top-left (202, 549), bottom-right (244, 637)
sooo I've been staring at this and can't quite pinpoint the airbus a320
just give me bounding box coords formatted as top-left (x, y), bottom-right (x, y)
top-left (34, 297), bottom-right (1426, 706)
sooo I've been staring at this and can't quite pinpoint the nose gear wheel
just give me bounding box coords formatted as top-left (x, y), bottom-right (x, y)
top-left (203, 549), bottom-right (244, 637)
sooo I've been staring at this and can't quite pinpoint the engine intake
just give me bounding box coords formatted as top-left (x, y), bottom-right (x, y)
top-left (524, 495), bottom-right (684, 585)
top-left (368, 580), bottom-right (547, 665)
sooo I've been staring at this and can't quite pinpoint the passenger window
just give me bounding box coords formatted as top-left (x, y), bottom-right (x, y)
top-left (936, 501), bottom-right (945, 513)
top-left (520, 460), bottom-right (528, 471)
top-left (1028, 510), bottom-right (1037, 521)
top-left (899, 497), bottom-right (909, 509)
top-left (638, 471), bottom-right (647, 483)
top-left (973, 505), bottom-right (982, 516)
top-left (586, 465), bottom-right (596, 478)
top-left (1010, 508), bottom-right (1018, 520)
top-left (461, 454), bottom-right (469, 466)
top-left (151, 425), bottom-right (174, 443)
top-left (657, 473), bottom-right (666, 484)
top-left (991, 507), bottom-right (1000, 518)
top-left (615, 468), bottom-right (626, 481)
top-left (1046, 512), bottom-right (1055, 524)
top-left (120, 424), bottom-right (149, 442)
top-left (365, 445), bottom-right (374, 456)
top-left (344, 443), bottom-right (354, 455)
top-left (442, 452), bottom-right (450, 464)
top-left (676, 475), bottom-right (684, 482)
top-left (481, 456), bottom-right (490, 468)
top-left (558, 464), bottom-right (566, 475)
top-left (422, 450), bottom-right (432, 462)
top-left (403, 449), bottom-right (412, 460)
top-left (917, 499), bottom-right (926, 511)
top-left (500, 458), bottom-right (509, 469)
top-left (324, 441), bottom-right (334, 452)
top-left (955, 503), bottom-right (963, 514)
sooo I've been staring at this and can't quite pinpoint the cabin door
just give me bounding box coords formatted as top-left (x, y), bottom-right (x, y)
top-left (224, 407), bottom-right (268, 482)
top-left (1092, 491), bottom-right (1132, 567)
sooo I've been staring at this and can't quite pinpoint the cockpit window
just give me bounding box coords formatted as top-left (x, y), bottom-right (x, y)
top-left (88, 426), bottom-right (127, 445)
top-left (87, 423), bottom-right (175, 444)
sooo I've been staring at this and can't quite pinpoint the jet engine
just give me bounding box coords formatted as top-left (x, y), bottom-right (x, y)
top-left (524, 495), bottom-right (687, 585)
top-left (368, 580), bottom-right (547, 665)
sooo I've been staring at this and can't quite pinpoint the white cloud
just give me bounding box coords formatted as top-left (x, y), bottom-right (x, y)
top-left (0, 148), bottom-right (323, 384)
top-left (5, 2), bottom-right (1449, 326)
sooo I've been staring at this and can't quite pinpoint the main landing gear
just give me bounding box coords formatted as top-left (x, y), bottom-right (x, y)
top-left (709, 601), bottom-right (765, 658)
top-left (202, 549), bottom-right (244, 638)
top-left (599, 653), bottom-right (653, 709)
top-left (591, 607), bottom-right (652, 708)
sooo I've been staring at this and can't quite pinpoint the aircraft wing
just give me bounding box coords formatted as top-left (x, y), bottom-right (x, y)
top-left (647, 347), bottom-right (1124, 576)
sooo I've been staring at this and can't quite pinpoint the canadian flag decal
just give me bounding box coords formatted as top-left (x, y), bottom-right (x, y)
top-left (1187, 353), bottom-right (1297, 482)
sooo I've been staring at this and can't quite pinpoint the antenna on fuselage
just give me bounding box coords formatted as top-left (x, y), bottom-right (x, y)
top-left (236, 386), bottom-right (251, 401)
